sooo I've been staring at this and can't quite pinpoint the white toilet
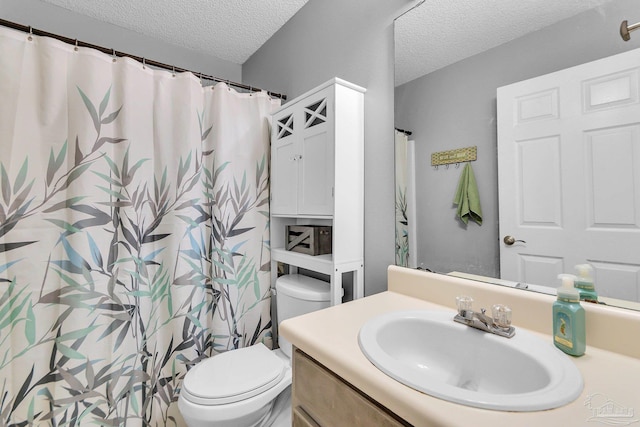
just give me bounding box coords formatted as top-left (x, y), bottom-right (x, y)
top-left (178, 274), bottom-right (331, 427)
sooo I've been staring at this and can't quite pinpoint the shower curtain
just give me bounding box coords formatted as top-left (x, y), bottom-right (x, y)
top-left (0, 27), bottom-right (279, 426)
top-left (395, 130), bottom-right (410, 267)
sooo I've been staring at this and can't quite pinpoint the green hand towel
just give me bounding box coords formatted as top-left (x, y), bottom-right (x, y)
top-left (454, 163), bottom-right (483, 225)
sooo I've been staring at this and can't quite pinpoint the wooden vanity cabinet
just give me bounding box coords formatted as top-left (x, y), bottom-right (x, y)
top-left (292, 348), bottom-right (411, 427)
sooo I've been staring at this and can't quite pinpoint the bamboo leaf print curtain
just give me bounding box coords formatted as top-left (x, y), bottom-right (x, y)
top-left (395, 130), bottom-right (410, 267)
top-left (0, 26), bottom-right (279, 426)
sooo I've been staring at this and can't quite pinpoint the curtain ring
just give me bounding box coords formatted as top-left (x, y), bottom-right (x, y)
top-left (172, 66), bottom-right (176, 77)
top-left (142, 57), bottom-right (146, 69)
top-left (74, 39), bottom-right (79, 51)
top-left (27, 26), bottom-right (33, 41)
top-left (446, 164), bottom-right (450, 170)
top-left (249, 86), bottom-right (253, 96)
top-left (455, 162), bottom-right (460, 168)
top-left (112, 49), bottom-right (117, 63)
top-left (199, 72), bottom-right (203, 85)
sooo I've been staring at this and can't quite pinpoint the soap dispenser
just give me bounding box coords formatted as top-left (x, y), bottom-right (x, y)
top-left (553, 274), bottom-right (586, 356)
top-left (574, 264), bottom-right (598, 303)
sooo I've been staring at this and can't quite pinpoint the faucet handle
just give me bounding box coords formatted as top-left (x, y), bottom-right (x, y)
top-left (456, 295), bottom-right (474, 314)
top-left (491, 304), bottom-right (512, 330)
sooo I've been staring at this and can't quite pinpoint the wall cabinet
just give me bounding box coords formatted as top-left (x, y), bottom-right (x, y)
top-left (292, 349), bottom-right (411, 427)
top-left (272, 87), bottom-right (334, 216)
top-left (270, 78), bottom-right (365, 306)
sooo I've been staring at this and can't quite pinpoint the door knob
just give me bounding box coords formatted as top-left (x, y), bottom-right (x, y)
top-left (503, 235), bottom-right (526, 245)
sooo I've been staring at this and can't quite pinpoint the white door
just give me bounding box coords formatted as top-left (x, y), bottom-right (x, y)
top-left (497, 48), bottom-right (640, 302)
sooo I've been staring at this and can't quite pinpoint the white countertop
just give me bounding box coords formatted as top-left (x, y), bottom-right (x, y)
top-left (280, 269), bottom-right (640, 427)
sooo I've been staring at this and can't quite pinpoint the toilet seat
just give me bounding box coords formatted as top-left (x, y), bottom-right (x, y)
top-left (181, 343), bottom-right (286, 406)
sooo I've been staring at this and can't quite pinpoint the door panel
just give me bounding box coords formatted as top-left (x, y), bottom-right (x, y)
top-left (592, 262), bottom-right (640, 301)
top-left (517, 136), bottom-right (563, 227)
top-left (586, 126), bottom-right (639, 227)
top-left (519, 255), bottom-right (565, 289)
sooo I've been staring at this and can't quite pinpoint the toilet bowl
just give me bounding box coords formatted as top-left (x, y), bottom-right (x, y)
top-left (178, 274), bottom-right (331, 427)
top-left (178, 344), bottom-right (291, 427)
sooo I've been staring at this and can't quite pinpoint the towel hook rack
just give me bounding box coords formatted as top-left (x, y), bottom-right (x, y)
top-left (431, 146), bottom-right (477, 169)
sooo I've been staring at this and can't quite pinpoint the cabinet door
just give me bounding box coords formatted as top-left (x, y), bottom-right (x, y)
top-left (293, 406), bottom-right (321, 427)
top-left (293, 350), bottom-right (409, 427)
top-left (297, 92), bottom-right (334, 216)
top-left (272, 112), bottom-right (298, 215)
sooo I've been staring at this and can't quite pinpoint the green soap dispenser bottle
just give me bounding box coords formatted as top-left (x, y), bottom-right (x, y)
top-left (574, 263), bottom-right (598, 303)
top-left (553, 274), bottom-right (586, 356)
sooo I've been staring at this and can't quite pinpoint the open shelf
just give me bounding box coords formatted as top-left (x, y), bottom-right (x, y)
top-left (272, 248), bottom-right (333, 275)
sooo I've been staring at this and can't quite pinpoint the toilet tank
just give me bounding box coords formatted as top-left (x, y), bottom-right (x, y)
top-left (276, 274), bottom-right (332, 358)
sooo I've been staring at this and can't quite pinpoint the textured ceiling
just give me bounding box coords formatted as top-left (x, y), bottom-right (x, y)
top-left (395, 0), bottom-right (616, 86)
top-left (38, 0), bottom-right (616, 87)
top-left (39, 0), bottom-right (309, 64)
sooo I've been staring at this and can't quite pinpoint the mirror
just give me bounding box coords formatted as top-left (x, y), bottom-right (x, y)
top-left (394, 0), bottom-right (640, 310)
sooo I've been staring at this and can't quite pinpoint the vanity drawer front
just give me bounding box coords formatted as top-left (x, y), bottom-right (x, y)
top-left (293, 349), bottom-right (410, 427)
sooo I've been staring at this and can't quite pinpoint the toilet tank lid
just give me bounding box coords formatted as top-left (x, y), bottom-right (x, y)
top-left (276, 274), bottom-right (331, 301)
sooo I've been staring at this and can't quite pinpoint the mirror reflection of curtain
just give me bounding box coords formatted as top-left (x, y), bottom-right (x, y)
top-left (395, 130), bottom-right (417, 268)
top-left (0, 26), bottom-right (279, 425)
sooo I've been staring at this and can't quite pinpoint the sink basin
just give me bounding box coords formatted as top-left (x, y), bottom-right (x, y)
top-left (358, 310), bottom-right (583, 411)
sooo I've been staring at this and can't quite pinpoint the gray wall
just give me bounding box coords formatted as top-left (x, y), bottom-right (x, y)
top-left (244, 0), bottom-right (411, 295)
top-left (395, 0), bottom-right (640, 278)
top-left (0, 0), bottom-right (240, 82)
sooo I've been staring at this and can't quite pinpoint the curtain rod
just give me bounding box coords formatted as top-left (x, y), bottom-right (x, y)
top-left (0, 18), bottom-right (287, 101)
top-left (395, 127), bottom-right (412, 136)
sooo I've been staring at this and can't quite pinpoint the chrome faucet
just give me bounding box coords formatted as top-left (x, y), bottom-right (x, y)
top-left (454, 296), bottom-right (515, 338)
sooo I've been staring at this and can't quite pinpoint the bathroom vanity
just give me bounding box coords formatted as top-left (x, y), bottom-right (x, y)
top-left (280, 266), bottom-right (640, 427)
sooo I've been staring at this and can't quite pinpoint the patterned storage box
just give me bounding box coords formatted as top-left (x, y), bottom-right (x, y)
top-left (285, 225), bottom-right (332, 256)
